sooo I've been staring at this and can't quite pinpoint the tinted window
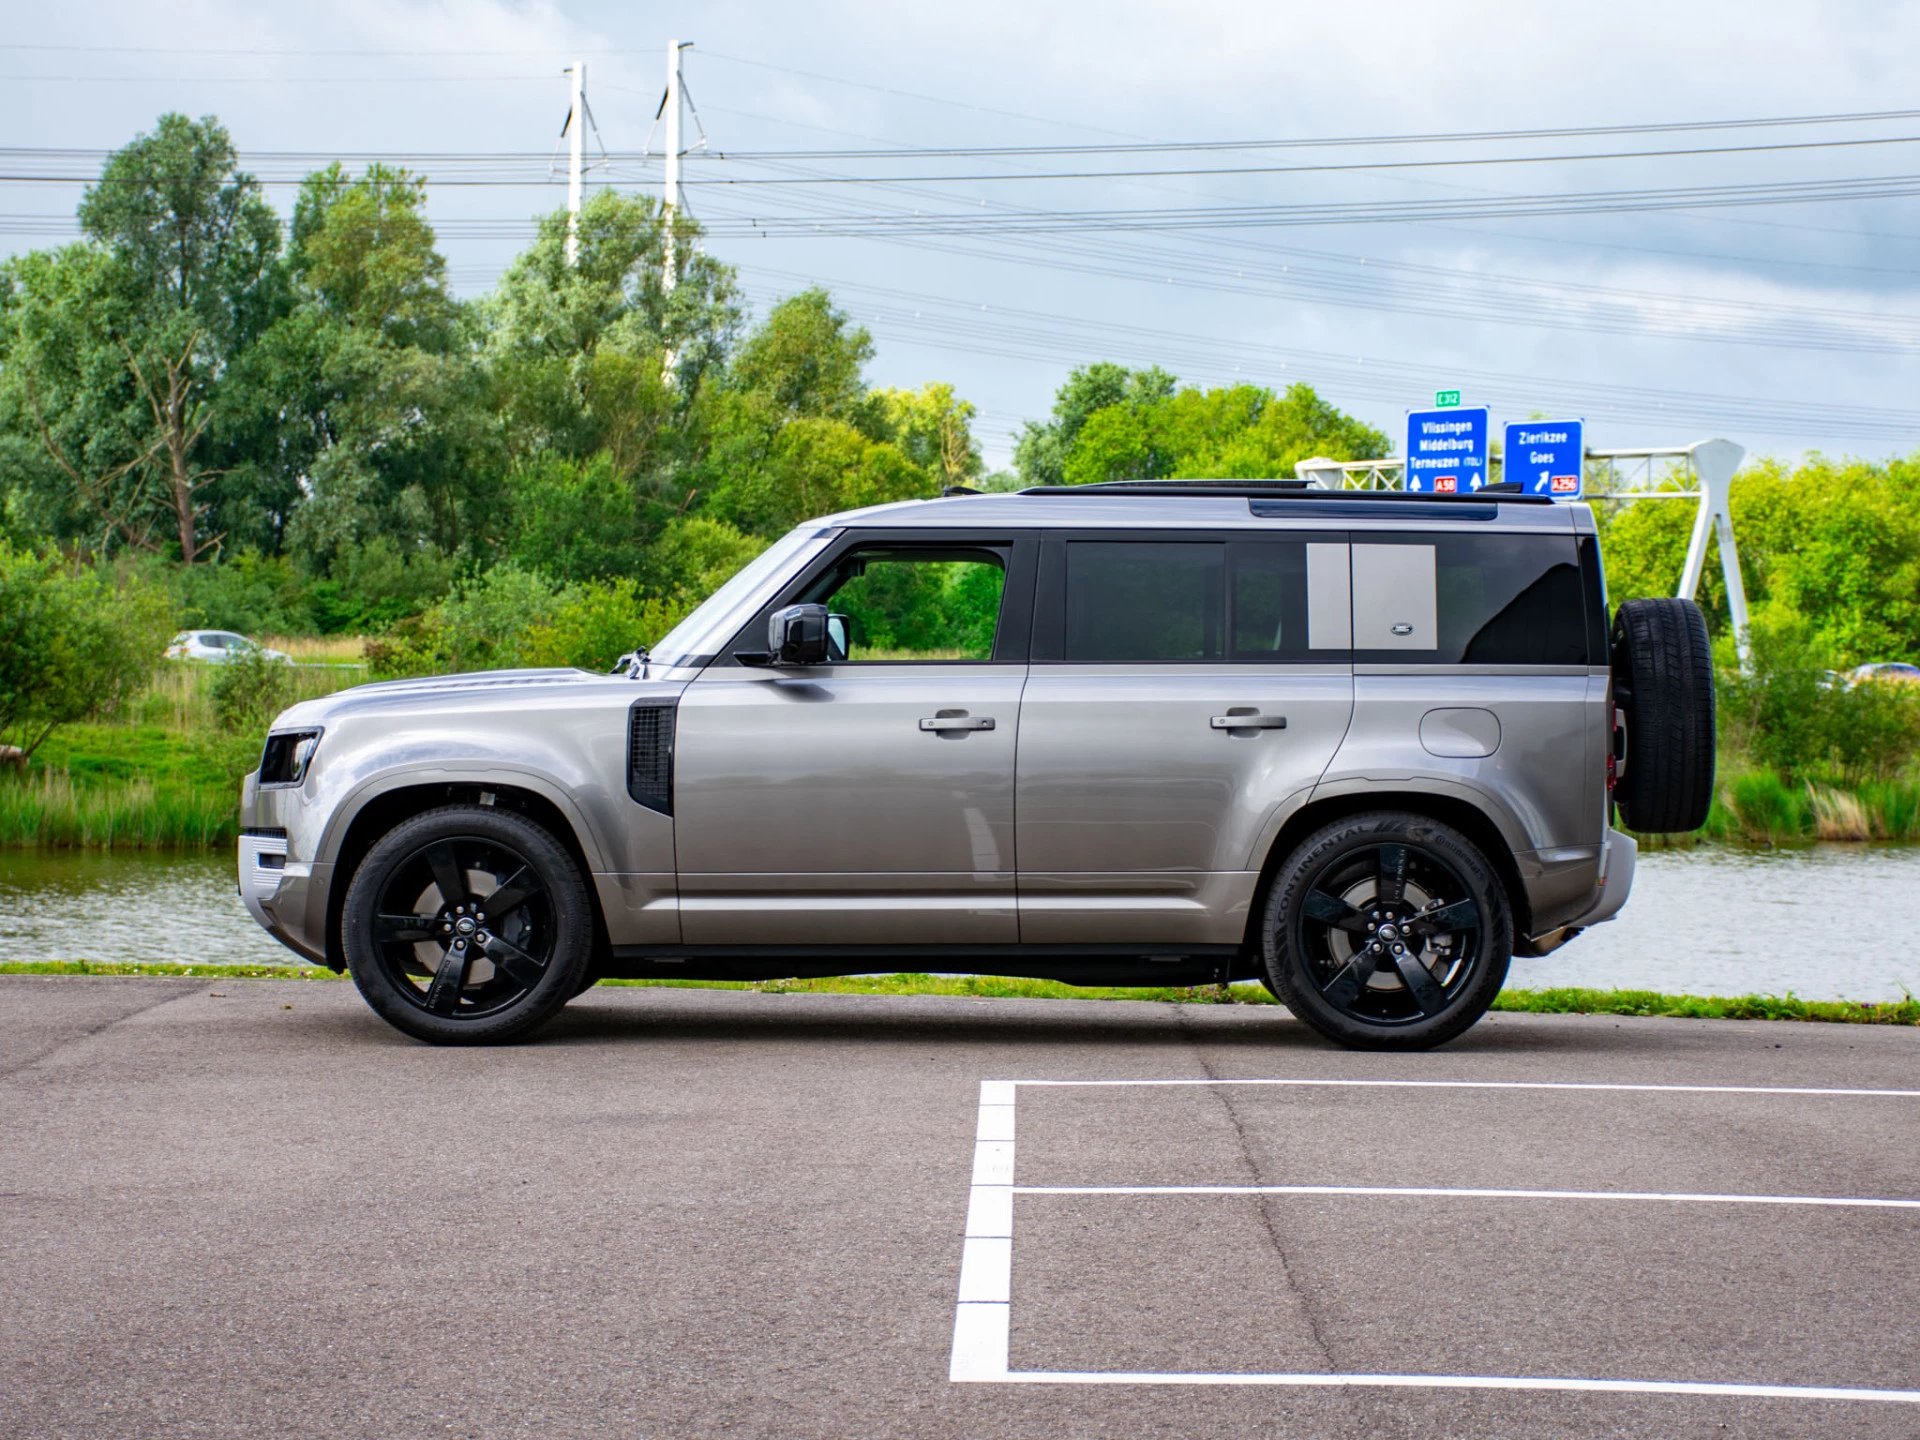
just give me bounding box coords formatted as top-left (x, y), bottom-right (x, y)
top-left (1066, 543), bottom-right (1222, 662)
top-left (1062, 541), bottom-right (1317, 663)
top-left (1355, 534), bottom-right (1587, 664)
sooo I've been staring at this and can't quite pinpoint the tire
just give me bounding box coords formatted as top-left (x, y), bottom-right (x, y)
top-left (1261, 812), bottom-right (1512, 1051)
top-left (341, 805), bottom-right (594, 1045)
top-left (1611, 597), bottom-right (1716, 834)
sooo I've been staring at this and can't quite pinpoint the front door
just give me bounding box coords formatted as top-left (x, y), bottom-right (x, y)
top-left (1016, 534), bottom-right (1354, 945)
top-left (673, 534), bottom-right (1034, 946)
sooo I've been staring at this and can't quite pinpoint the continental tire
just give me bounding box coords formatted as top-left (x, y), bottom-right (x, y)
top-left (1262, 812), bottom-right (1512, 1051)
top-left (1611, 597), bottom-right (1716, 834)
top-left (342, 805), bottom-right (594, 1045)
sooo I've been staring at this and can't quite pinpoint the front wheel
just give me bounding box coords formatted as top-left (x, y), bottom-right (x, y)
top-left (342, 805), bottom-right (594, 1045)
top-left (1261, 812), bottom-right (1512, 1051)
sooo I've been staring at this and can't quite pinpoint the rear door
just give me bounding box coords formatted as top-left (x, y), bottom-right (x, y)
top-left (673, 533), bottom-right (1036, 946)
top-left (1014, 532), bottom-right (1354, 945)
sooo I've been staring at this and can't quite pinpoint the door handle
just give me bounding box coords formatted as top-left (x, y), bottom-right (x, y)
top-left (1210, 713), bottom-right (1287, 730)
top-left (920, 715), bottom-right (995, 732)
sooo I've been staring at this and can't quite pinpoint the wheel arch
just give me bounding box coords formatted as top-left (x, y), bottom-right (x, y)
top-left (1242, 787), bottom-right (1530, 953)
top-left (322, 781), bottom-right (611, 972)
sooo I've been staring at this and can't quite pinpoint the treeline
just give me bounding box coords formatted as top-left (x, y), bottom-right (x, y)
top-left (0, 112), bottom-right (1390, 678)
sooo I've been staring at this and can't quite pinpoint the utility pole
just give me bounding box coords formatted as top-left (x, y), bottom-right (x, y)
top-left (661, 39), bottom-right (688, 293)
top-left (565, 58), bottom-right (585, 266)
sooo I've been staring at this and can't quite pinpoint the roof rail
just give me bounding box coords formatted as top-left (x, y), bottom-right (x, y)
top-left (1017, 480), bottom-right (1552, 504)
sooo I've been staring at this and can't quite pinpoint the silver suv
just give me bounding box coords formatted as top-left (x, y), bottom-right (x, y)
top-left (238, 483), bottom-right (1715, 1050)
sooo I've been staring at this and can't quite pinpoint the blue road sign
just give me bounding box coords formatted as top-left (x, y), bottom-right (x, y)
top-left (1404, 406), bottom-right (1490, 493)
top-left (1503, 420), bottom-right (1585, 500)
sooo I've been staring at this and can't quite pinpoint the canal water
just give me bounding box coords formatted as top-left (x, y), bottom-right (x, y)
top-left (2, 845), bottom-right (1917, 1002)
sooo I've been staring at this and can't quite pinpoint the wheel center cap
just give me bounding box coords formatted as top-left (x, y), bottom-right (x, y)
top-left (455, 916), bottom-right (476, 936)
top-left (1378, 923), bottom-right (1400, 942)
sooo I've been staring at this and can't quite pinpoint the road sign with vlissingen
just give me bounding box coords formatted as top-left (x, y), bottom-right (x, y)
top-left (1504, 420), bottom-right (1585, 500)
top-left (1404, 406), bottom-right (1489, 493)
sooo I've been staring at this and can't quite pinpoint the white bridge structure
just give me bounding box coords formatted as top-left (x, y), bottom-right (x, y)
top-left (1295, 438), bottom-right (1752, 667)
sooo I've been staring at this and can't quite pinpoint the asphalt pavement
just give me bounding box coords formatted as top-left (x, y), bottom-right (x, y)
top-left (3, 975), bottom-right (1919, 1439)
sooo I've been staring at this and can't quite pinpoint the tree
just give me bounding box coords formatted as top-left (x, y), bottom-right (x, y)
top-left (228, 161), bottom-right (486, 569)
top-left (1042, 377), bottom-right (1388, 487)
top-left (287, 163), bottom-right (456, 346)
top-left (487, 191), bottom-right (738, 401)
top-left (727, 288), bottom-right (880, 431)
top-left (876, 382), bottom-right (983, 488)
top-left (0, 544), bottom-right (171, 758)
top-left (70, 114), bottom-right (283, 562)
top-left (1013, 363), bottom-right (1175, 485)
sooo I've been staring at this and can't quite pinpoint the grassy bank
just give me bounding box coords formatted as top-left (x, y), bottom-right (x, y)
top-left (2, 654), bottom-right (365, 850)
top-left (1649, 769), bottom-right (1920, 847)
top-left (4, 961), bottom-right (1915, 1024)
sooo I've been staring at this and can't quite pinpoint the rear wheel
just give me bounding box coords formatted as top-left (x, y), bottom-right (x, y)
top-left (1262, 812), bottom-right (1511, 1050)
top-left (342, 805), bottom-right (593, 1045)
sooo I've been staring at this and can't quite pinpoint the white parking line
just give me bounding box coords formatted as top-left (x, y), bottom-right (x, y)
top-left (1013, 1077), bottom-right (1920, 1098)
top-left (1015, 1184), bottom-right (1920, 1210)
top-left (949, 1077), bottom-right (1920, 1403)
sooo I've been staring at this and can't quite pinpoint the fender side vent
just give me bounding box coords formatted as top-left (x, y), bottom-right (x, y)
top-left (627, 699), bottom-right (678, 815)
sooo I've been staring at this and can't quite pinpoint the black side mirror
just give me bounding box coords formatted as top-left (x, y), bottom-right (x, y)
top-left (767, 603), bottom-right (831, 666)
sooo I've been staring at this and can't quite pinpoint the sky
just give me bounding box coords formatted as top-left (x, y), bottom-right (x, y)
top-left (4, 0), bottom-right (1919, 472)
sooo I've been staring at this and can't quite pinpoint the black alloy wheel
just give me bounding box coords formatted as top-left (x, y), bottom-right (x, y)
top-left (342, 805), bottom-right (592, 1044)
top-left (1263, 812), bottom-right (1511, 1050)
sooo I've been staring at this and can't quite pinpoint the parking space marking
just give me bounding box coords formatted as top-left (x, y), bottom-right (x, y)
top-left (1015, 1184), bottom-right (1920, 1210)
top-left (1013, 1077), bottom-right (1920, 1098)
top-left (949, 1076), bottom-right (1920, 1404)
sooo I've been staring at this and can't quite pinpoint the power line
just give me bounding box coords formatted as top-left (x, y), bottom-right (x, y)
top-left (671, 133), bottom-right (1920, 187)
top-left (687, 107), bottom-right (1920, 161)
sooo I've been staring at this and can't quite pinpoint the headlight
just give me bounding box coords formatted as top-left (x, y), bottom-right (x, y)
top-left (259, 728), bottom-right (323, 787)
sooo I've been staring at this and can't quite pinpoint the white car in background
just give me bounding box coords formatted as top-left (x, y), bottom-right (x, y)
top-left (166, 630), bottom-right (290, 664)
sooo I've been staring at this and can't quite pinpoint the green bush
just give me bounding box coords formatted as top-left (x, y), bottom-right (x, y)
top-left (1719, 608), bottom-right (1920, 784)
top-left (0, 544), bottom-right (172, 758)
top-left (208, 648), bottom-right (296, 733)
top-left (522, 579), bottom-right (696, 672)
top-left (167, 550), bottom-right (314, 635)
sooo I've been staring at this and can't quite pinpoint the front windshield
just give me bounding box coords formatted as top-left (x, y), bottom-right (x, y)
top-left (646, 527), bottom-right (831, 667)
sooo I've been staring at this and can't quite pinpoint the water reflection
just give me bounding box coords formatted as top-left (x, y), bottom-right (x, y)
top-left (0, 852), bottom-right (287, 968)
top-left (3, 845), bottom-right (1917, 1001)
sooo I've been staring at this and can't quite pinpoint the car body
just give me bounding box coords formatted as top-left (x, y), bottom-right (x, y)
top-left (238, 483), bottom-right (1688, 1049)
top-left (168, 630), bottom-right (291, 664)
top-left (1846, 661), bottom-right (1920, 688)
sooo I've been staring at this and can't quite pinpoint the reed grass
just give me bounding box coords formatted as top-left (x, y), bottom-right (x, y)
top-left (0, 769), bottom-right (234, 849)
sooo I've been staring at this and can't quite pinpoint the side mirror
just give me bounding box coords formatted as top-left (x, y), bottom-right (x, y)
top-left (826, 613), bottom-right (850, 663)
top-left (767, 603), bottom-right (831, 666)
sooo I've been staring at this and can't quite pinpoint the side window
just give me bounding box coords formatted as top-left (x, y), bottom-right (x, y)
top-left (1065, 543), bottom-right (1224, 662)
top-left (801, 546), bottom-right (1007, 662)
top-left (1061, 540), bottom-right (1335, 663)
top-left (1354, 534), bottom-right (1588, 664)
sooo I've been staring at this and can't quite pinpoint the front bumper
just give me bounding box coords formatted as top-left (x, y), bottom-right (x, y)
top-left (236, 771), bottom-right (334, 975)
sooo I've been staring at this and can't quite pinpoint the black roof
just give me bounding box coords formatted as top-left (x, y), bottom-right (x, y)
top-left (1016, 480), bottom-right (1551, 504)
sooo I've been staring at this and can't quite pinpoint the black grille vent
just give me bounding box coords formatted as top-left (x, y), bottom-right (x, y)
top-left (627, 699), bottom-right (678, 814)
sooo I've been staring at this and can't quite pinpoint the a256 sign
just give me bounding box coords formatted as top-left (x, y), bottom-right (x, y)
top-left (1503, 420), bottom-right (1585, 499)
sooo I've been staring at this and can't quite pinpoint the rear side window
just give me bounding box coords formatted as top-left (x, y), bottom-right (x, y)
top-left (1060, 540), bottom-right (1326, 663)
top-left (1353, 534), bottom-right (1588, 664)
top-left (1065, 542), bottom-right (1222, 662)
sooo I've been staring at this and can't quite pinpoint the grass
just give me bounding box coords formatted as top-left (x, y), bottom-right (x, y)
top-left (1632, 768), bottom-right (1920, 848)
top-left (2, 660), bottom-right (367, 849)
top-left (261, 634), bottom-right (368, 666)
top-left (3, 962), bottom-right (1915, 1025)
